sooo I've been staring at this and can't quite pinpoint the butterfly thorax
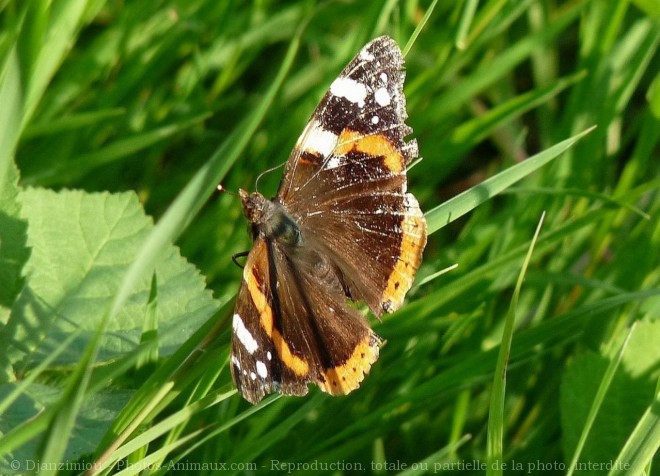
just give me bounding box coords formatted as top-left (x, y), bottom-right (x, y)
top-left (238, 188), bottom-right (301, 246)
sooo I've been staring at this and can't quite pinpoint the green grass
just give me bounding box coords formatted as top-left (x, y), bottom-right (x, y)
top-left (1, 1), bottom-right (659, 475)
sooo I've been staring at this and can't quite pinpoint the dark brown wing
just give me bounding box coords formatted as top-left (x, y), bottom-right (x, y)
top-left (231, 238), bottom-right (381, 404)
top-left (276, 36), bottom-right (426, 316)
top-left (278, 36), bottom-right (417, 202)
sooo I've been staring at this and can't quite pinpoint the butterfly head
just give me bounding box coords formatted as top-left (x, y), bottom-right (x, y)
top-left (238, 189), bottom-right (301, 246)
top-left (238, 189), bottom-right (266, 224)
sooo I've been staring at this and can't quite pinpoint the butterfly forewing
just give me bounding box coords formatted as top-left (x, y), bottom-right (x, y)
top-left (278, 36), bottom-right (426, 315)
top-left (278, 36), bottom-right (417, 203)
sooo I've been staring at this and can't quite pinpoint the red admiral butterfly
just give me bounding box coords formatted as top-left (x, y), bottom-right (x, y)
top-left (231, 36), bottom-right (426, 404)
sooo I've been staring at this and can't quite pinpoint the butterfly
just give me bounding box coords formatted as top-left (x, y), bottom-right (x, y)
top-left (230, 36), bottom-right (426, 404)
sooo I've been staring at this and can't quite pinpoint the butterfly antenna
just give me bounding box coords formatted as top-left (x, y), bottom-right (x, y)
top-left (219, 184), bottom-right (249, 267)
top-left (254, 160), bottom-right (286, 193)
top-left (217, 184), bottom-right (239, 198)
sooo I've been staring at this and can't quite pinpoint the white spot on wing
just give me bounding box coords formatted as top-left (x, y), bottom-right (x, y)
top-left (232, 313), bottom-right (258, 354)
top-left (326, 156), bottom-right (342, 169)
top-left (374, 87), bottom-right (391, 107)
top-left (380, 72), bottom-right (388, 83)
top-left (250, 371), bottom-right (257, 380)
top-left (267, 351), bottom-right (272, 360)
top-left (256, 361), bottom-right (268, 378)
top-left (330, 77), bottom-right (368, 107)
top-left (298, 119), bottom-right (337, 156)
top-left (371, 116), bottom-right (379, 125)
top-left (231, 355), bottom-right (241, 370)
top-left (360, 49), bottom-right (375, 61)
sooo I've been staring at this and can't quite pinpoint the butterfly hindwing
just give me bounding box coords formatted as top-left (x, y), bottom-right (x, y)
top-left (231, 236), bottom-right (381, 404)
top-left (231, 239), bottom-right (282, 404)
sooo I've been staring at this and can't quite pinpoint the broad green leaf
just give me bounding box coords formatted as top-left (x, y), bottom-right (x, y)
top-left (0, 383), bottom-right (131, 474)
top-left (609, 390), bottom-right (660, 476)
top-left (0, 188), bottom-right (219, 377)
top-left (0, 161), bottom-right (28, 325)
top-left (567, 324), bottom-right (638, 476)
top-left (560, 321), bottom-right (660, 472)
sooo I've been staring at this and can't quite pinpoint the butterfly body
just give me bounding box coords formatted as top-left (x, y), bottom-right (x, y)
top-left (231, 36), bottom-right (426, 404)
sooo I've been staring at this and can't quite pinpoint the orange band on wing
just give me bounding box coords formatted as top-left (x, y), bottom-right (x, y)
top-left (318, 334), bottom-right (381, 396)
top-left (335, 129), bottom-right (404, 173)
top-left (245, 264), bottom-right (310, 377)
top-left (381, 194), bottom-right (427, 312)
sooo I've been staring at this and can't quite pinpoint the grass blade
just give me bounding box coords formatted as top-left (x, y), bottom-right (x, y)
top-left (487, 212), bottom-right (546, 475)
top-left (567, 323), bottom-right (639, 476)
top-left (608, 389), bottom-right (660, 476)
top-left (426, 127), bottom-right (595, 233)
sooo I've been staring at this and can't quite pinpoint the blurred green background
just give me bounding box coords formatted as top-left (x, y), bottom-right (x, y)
top-left (1, 1), bottom-right (659, 475)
